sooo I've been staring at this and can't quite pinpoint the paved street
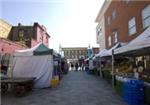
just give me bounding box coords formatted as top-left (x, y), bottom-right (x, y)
top-left (1, 71), bottom-right (127, 105)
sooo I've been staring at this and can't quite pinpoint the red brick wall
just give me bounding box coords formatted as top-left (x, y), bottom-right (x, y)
top-left (104, 1), bottom-right (150, 49)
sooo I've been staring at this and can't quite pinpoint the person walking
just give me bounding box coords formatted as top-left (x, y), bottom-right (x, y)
top-left (75, 62), bottom-right (79, 71)
top-left (71, 63), bottom-right (74, 71)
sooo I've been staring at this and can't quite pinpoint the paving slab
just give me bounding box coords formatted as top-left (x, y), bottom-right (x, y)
top-left (1, 71), bottom-right (127, 105)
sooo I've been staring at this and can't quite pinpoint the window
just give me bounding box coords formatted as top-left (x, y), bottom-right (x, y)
top-left (112, 30), bottom-right (118, 45)
top-left (46, 36), bottom-right (48, 43)
top-left (63, 51), bottom-right (66, 55)
top-left (81, 50), bottom-right (83, 55)
top-left (79, 50), bottom-right (81, 54)
top-left (18, 29), bottom-right (24, 37)
top-left (115, 33), bottom-right (117, 43)
top-left (73, 50), bottom-right (75, 54)
top-left (125, 0), bottom-right (130, 4)
top-left (142, 5), bottom-right (150, 28)
top-left (97, 27), bottom-right (102, 43)
top-left (68, 51), bottom-right (70, 55)
top-left (97, 29), bottom-right (99, 36)
top-left (112, 9), bottom-right (116, 19)
top-left (98, 28), bottom-right (102, 36)
top-left (128, 17), bottom-right (136, 35)
top-left (40, 30), bottom-right (44, 42)
top-left (108, 36), bottom-right (111, 46)
top-left (107, 16), bottom-right (110, 25)
top-left (65, 51), bottom-right (68, 55)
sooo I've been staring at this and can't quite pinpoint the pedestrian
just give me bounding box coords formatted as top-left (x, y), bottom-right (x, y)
top-left (81, 63), bottom-right (84, 71)
top-left (71, 63), bottom-right (74, 70)
top-left (79, 62), bottom-right (82, 71)
top-left (75, 62), bottom-right (78, 71)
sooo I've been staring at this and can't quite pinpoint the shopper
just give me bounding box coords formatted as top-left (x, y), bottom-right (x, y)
top-left (71, 63), bottom-right (74, 70)
top-left (75, 62), bottom-right (79, 71)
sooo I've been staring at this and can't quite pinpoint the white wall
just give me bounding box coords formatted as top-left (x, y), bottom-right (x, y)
top-left (96, 16), bottom-right (106, 50)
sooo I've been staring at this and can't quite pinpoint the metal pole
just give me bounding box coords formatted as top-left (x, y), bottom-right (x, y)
top-left (11, 55), bottom-right (15, 79)
top-left (100, 57), bottom-right (102, 78)
top-left (112, 49), bottom-right (115, 88)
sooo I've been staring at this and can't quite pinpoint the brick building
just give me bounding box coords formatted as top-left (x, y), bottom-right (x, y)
top-left (8, 22), bottom-right (50, 48)
top-left (96, 0), bottom-right (150, 49)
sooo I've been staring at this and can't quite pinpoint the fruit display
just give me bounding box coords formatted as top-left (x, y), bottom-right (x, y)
top-left (115, 65), bottom-right (133, 76)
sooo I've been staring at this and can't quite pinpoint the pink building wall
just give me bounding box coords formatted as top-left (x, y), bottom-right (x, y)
top-left (0, 38), bottom-right (25, 54)
top-left (31, 24), bottom-right (49, 47)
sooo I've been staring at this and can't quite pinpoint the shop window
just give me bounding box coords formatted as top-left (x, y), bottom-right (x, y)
top-left (128, 17), bottom-right (136, 35)
top-left (142, 5), bottom-right (150, 29)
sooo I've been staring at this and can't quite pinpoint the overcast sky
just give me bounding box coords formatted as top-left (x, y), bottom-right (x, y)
top-left (1, 0), bottom-right (104, 52)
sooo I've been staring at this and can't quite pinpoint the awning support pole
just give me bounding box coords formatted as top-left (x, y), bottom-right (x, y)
top-left (112, 49), bottom-right (115, 88)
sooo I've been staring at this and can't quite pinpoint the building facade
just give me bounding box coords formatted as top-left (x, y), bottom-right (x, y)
top-left (61, 47), bottom-right (99, 61)
top-left (0, 19), bottom-right (24, 54)
top-left (0, 19), bottom-right (12, 38)
top-left (62, 47), bottom-right (87, 60)
top-left (96, 18), bottom-right (106, 50)
top-left (96, 0), bottom-right (150, 49)
top-left (8, 22), bottom-right (50, 48)
top-left (95, 0), bottom-right (111, 50)
top-left (0, 38), bottom-right (24, 54)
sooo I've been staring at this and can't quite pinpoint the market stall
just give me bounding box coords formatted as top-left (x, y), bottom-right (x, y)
top-left (13, 43), bottom-right (54, 88)
top-left (113, 27), bottom-right (150, 104)
top-left (94, 43), bottom-right (123, 84)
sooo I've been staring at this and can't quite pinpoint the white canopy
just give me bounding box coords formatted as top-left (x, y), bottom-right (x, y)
top-left (13, 43), bottom-right (54, 88)
top-left (114, 27), bottom-right (150, 55)
top-left (107, 43), bottom-right (122, 56)
top-left (14, 43), bottom-right (41, 56)
top-left (14, 42), bottom-right (53, 56)
top-left (95, 43), bottom-right (122, 58)
top-left (95, 49), bottom-right (109, 57)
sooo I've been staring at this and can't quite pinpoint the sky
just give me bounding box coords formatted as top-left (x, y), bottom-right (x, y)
top-left (0, 0), bottom-right (105, 52)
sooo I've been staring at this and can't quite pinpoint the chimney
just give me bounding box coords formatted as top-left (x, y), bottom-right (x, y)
top-left (18, 23), bottom-right (21, 26)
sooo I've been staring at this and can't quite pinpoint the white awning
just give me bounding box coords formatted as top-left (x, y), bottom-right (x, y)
top-left (114, 27), bottom-right (150, 55)
top-left (95, 43), bottom-right (123, 57)
top-left (14, 43), bottom-right (42, 56)
top-left (95, 49), bottom-right (109, 57)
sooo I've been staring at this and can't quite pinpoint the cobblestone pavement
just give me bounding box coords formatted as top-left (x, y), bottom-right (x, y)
top-left (1, 71), bottom-right (127, 105)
